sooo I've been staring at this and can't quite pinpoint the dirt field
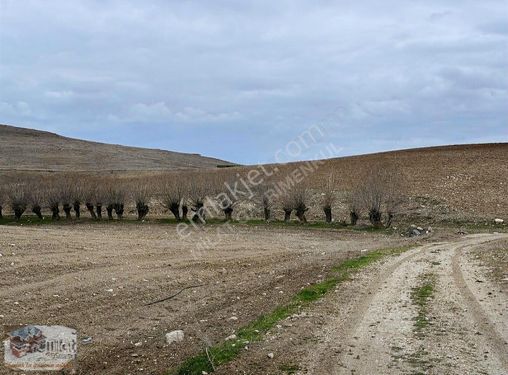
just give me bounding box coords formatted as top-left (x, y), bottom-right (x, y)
top-left (0, 223), bottom-right (408, 374)
top-left (1, 224), bottom-right (506, 374)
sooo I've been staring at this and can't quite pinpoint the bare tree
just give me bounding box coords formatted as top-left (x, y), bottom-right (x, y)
top-left (133, 184), bottom-right (151, 220)
top-left (214, 175), bottom-right (239, 221)
top-left (45, 184), bottom-right (61, 221)
top-left (72, 179), bottom-right (85, 219)
top-left (27, 182), bottom-right (44, 219)
top-left (59, 181), bottom-right (74, 219)
top-left (358, 165), bottom-right (404, 228)
top-left (82, 181), bottom-right (97, 219)
top-left (256, 184), bottom-right (273, 221)
top-left (0, 183), bottom-right (5, 219)
top-left (105, 185), bottom-right (125, 220)
top-left (8, 182), bottom-right (28, 220)
top-left (160, 178), bottom-right (185, 221)
top-left (292, 185), bottom-right (310, 223)
top-left (347, 190), bottom-right (361, 226)
top-left (280, 192), bottom-right (293, 222)
top-left (188, 175), bottom-right (208, 223)
top-left (321, 174), bottom-right (336, 223)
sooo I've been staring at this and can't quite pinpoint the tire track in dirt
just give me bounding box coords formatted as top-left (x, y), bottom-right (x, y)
top-left (452, 236), bottom-right (508, 369)
top-left (304, 234), bottom-right (508, 375)
top-left (305, 242), bottom-right (446, 374)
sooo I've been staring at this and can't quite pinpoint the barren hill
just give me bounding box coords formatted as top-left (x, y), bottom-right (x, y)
top-left (258, 143), bottom-right (508, 219)
top-left (0, 124), bottom-right (232, 171)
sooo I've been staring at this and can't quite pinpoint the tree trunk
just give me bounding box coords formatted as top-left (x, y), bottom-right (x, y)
top-left (106, 205), bottom-right (114, 220)
top-left (51, 205), bottom-right (60, 221)
top-left (14, 207), bottom-right (25, 220)
top-left (73, 201), bottom-right (80, 219)
top-left (137, 203), bottom-right (149, 220)
top-left (0, 205), bottom-right (3, 219)
top-left (32, 205), bottom-right (43, 220)
top-left (63, 203), bottom-right (72, 219)
top-left (263, 207), bottom-right (270, 221)
top-left (96, 204), bottom-right (102, 219)
top-left (86, 203), bottom-right (97, 219)
top-left (192, 204), bottom-right (206, 224)
top-left (283, 209), bottom-right (292, 222)
top-left (369, 208), bottom-right (383, 227)
top-left (181, 205), bottom-right (188, 221)
top-left (295, 209), bottom-right (307, 223)
top-left (114, 203), bottom-right (124, 219)
top-left (223, 206), bottom-right (233, 221)
top-left (350, 211), bottom-right (358, 226)
top-left (324, 206), bottom-right (332, 223)
top-left (169, 203), bottom-right (180, 221)
top-left (386, 212), bottom-right (394, 228)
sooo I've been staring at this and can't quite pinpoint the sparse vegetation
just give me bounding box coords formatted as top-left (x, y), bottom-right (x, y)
top-left (411, 274), bottom-right (435, 332)
top-left (174, 245), bottom-right (412, 375)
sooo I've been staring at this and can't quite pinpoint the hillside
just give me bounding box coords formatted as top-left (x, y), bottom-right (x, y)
top-left (258, 143), bottom-right (508, 219)
top-left (0, 123), bottom-right (506, 219)
top-left (0, 124), bottom-right (232, 171)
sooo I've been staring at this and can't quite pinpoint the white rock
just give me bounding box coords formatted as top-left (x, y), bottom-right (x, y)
top-left (494, 218), bottom-right (504, 224)
top-left (228, 316), bottom-right (238, 321)
top-left (165, 330), bottom-right (184, 345)
top-left (267, 352), bottom-right (274, 359)
top-left (225, 334), bottom-right (237, 341)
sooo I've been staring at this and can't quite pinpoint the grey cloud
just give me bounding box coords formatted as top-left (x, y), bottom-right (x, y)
top-left (0, 0), bottom-right (507, 163)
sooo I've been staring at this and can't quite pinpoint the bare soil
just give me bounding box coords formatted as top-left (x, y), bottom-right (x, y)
top-left (219, 233), bottom-right (507, 375)
top-left (0, 223), bottom-right (406, 374)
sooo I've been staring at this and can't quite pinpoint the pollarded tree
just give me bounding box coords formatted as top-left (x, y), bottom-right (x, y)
top-left (59, 181), bottom-right (74, 220)
top-left (8, 182), bottom-right (28, 220)
top-left (214, 175), bottom-right (239, 221)
top-left (280, 192), bottom-right (294, 223)
top-left (255, 184), bottom-right (273, 222)
top-left (82, 181), bottom-right (97, 219)
top-left (188, 175), bottom-right (208, 224)
top-left (0, 182), bottom-right (5, 219)
top-left (358, 165), bottom-right (404, 228)
top-left (347, 190), bottom-right (361, 226)
top-left (160, 177), bottom-right (185, 221)
top-left (28, 183), bottom-right (45, 220)
top-left (291, 185), bottom-right (310, 223)
top-left (104, 185), bottom-right (126, 220)
top-left (72, 179), bottom-right (85, 219)
top-left (321, 174), bottom-right (336, 223)
top-left (133, 184), bottom-right (151, 220)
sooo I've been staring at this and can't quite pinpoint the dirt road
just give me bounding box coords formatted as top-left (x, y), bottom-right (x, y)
top-left (304, 233), bottom-right (508, 375)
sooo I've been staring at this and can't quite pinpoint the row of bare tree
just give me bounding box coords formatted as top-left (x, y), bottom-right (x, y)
top-left (0, 168), bottom-right (404, 227)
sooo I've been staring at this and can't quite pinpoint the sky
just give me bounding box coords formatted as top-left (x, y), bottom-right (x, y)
top-left (0, 0), bottom-right (507, 164)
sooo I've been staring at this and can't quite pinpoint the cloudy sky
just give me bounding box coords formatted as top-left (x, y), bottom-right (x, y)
top-left (0, 1), bottom-right (507, 164)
